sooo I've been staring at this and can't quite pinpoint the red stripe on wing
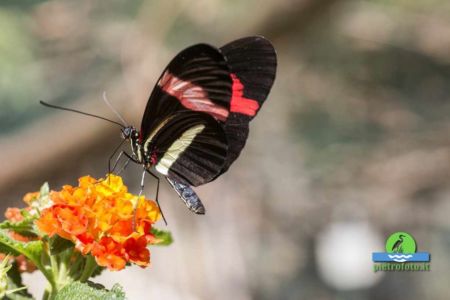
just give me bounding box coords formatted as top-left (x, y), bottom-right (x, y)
top-left (159, 71), bottom-right (229, 121)
top-left (230, 74), bottom-right (259, 117)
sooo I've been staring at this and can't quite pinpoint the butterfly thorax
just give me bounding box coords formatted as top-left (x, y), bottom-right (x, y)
top-left (121, 126), bottom-right (158, 168)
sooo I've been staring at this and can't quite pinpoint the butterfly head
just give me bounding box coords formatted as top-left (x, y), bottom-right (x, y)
top-left (121, 126), bottom-right (139, 141)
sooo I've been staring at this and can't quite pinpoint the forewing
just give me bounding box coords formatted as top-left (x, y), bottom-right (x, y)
top-left (149, 111), bottom-right (228, 187)
top-left (140, 44), bottom-right (232, 142)
top-left (218, 36), bottom-right (277, 174)
top-left (221, 36), bottom-right (277, 111)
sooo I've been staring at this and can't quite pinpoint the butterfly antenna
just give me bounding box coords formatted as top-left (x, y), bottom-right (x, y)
top-left (39, 100), bottom-right (124, 128)
top-left (102, 91), bottom-right (128, 127)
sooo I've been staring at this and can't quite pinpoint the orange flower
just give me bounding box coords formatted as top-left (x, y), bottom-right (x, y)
top-left (92, 237), bottom-right (126, 270)
top-left (4, 208), bottom-right (23, 223)
top-left (23, 192), bottom-right (40, 205)
top-left (35, 174), bottom-right (161, 271)
top-left (0, 253), bottom-right (36, 273)
top-left (124, 236), bottom-right (150, 267)
top-left (15, 255), bottom-right (37, 273)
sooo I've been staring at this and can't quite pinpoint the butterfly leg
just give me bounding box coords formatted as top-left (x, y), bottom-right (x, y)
top-left (121, 151), bottom-right (140, 165)
top-left (106, 150), bottom-right (132, 184)
top-left (129, 168), bottom-right (146, 230)
top-left (94, 149), bottom-right (125, 186)
top-left (94, 141), bottom-right (124, 185)
top-left (108, 139), bottom-right (127, 175)
top-left (138, 167), bottom-right (146, 196)
top-left (118, 152), bottom-right (143, 229)
top-left (146, 170), bottom-right (167, 225)
top-left (120, 152), bottom-right (168, 225)
top-left (116, 157), bottom-right (131, 175)
top-left (110, 151), bottom-right (125, 174)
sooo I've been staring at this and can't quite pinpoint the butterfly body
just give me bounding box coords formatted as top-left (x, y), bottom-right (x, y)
top-left (121, 126), bottom-right (148, 168)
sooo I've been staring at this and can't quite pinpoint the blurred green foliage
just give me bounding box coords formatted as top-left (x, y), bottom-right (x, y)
top-left (0, 8), bottom-right (44, 134)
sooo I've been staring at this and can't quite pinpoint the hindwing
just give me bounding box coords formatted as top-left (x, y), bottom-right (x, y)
top-left (147, 111), bottom-right (228, 187)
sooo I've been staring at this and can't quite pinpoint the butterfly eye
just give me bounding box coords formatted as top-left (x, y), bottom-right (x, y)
top-left (121, 127), bottom-right (132, 139)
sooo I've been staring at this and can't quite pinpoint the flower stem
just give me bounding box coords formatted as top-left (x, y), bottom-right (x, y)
top-left (68, 252), bottom-right (83, 278)
top-left (43, 281), bottom-right (56, 300)
top-left (79, 255), bottom-right (97, 282)
top-left (35, 260), bottom-right (57, 297)
top-left (42, 287), bottom-right (50, 300)
top-left (57, 255), bottom-right (70, 287)
top-left (41, 256), bottom-right (59, 300)
top-left (50, 255), bottom-right (59, 282)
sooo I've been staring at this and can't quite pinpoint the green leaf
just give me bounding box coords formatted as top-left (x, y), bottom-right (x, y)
top-left (55, 282), bottom-right (125, 300)
top-left (89, 266), bottom-right (106, 279)
top-left (3, 263), bottom-right (33, 300)
top-left (2, 287), bottom-right (33, 300)
top-left (6, 261), bottom-right (23, 289)
top-left (0, 230), bottom-right (43, 268)
top-left (0, 220), bottom-right (36, 238)
top-left (0, 241), bottom-right (20, 257)
top-left (39, 182), bottom-right (49, 197)
top-left (32, 182), bottom-right (53, 211)
top-left (49, 236), bottom-right (73, 256)
top-left (151, 228), bottom-right (173, 246)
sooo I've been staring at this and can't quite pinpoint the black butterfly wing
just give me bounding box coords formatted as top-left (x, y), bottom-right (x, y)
top-left (139, 37), bottom-right (276, 214)
top-left (140, 44), bottom-right (232, 143)
top-left (221, 36), bottom-right (277, 116)
top-left (148, 111), bottom-right (228, 187)
top-left (218, 36), bottom-right (277, 174)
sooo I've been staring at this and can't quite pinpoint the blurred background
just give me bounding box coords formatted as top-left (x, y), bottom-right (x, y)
top-left (1, 0), bottom-right (449, 299)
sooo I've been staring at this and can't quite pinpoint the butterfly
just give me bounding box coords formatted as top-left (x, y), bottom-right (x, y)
top-left (41, 36), bottom-right (277, 220)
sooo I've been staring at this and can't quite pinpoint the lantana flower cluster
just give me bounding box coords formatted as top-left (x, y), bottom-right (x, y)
top-left (33, 174), bottom-right (161, 271)
top-left (0, 174), bottom-right (171, 299)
